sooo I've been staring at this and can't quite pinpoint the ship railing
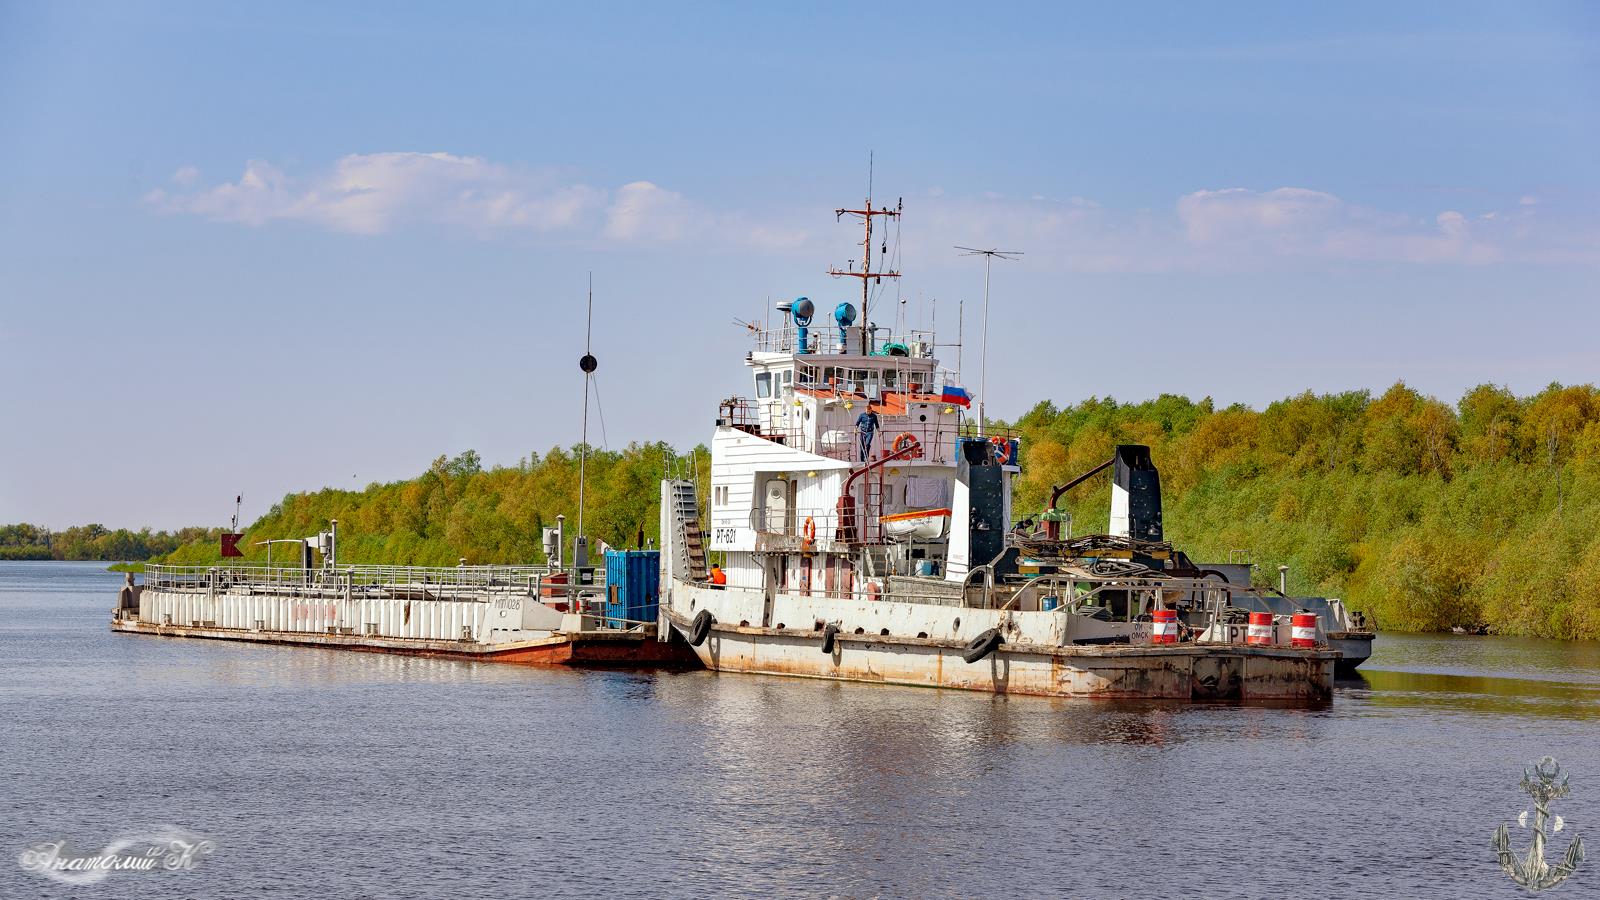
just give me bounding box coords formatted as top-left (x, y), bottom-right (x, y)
top-left (142, 563), bottom-right (604, 600)
top-left (751, 325), bottom-right (942, 356)
top-left (716, 395), bottom-right (975, 464)
top-left (793, 363), bottom-right (966, 399)
top-left (734, 507), bottom-right (854, 553)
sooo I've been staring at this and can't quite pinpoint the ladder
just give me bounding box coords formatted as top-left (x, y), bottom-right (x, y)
top-left (667, 480), bottom-right (708, 581)
top-left (862, 463), bottom-right (886, 544)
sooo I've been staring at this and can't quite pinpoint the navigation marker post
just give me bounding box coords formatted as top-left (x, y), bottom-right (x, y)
top-left (220, 493), bottom-right (245, 558)
top-left (576, 274), bottom-right (597, 573)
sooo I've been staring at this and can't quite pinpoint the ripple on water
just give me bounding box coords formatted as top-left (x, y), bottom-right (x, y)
top-left (0, 562), bottom-right (1593, 899)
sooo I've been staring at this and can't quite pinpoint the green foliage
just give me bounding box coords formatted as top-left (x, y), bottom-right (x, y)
top-left (0, 522), bottom-right (220, 562)
top-left (155, 444), bottom-right (709, 569)
top-left (1009, 381), bottom-right (1600, 640)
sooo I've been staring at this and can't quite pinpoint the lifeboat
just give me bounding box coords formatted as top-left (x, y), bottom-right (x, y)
top-left (880, 507), bottom-right (951, 541)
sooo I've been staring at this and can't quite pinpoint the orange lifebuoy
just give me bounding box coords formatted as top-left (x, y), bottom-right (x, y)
top-left (865, 580), bottom-right (882, 601)
top-left (891, 432), bottom-right (922, 458)
top-left (802, 516), bottom-right (816, 545)
top-left (990, 435), bottom-right (1012, 464)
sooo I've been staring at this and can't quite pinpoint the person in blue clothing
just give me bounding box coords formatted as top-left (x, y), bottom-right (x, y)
top-left (855, 408), bottom-right (879, 462)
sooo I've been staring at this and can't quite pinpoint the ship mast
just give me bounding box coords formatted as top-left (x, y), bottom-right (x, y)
top-left (829, 158), bottom-right (901, 355)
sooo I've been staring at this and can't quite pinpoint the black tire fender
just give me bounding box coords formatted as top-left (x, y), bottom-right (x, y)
top-left (821, 623), bottom-right (840, 655)
top-left (689, 609), bottom-right (715, 646)
top-left (962, 628), bottom-right (1004, 664)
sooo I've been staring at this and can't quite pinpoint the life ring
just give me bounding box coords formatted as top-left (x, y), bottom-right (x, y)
top-left (962, 627), bottom-right (1004, 664)
top-left (802, 516), bottom-right (816, 545)
top-left (821, 623), bottom-right (840, 655)
top-left (989, 436), bottom-right (1012, 464)
top-left (689, 609), bottom-right (715, 646)
top-left (891, 432), bottom-right (922, 458)
top-left (864, 580), bottom-right (882, 601)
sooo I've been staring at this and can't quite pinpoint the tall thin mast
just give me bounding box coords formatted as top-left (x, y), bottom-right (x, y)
top-left (829, 158), bottom-right (901, 354)
top-left (576, 273), bottom-right (597, 567)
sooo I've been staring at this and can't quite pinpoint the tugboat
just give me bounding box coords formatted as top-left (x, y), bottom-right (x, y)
top-left (657, 190), bottom-right (1340, 701)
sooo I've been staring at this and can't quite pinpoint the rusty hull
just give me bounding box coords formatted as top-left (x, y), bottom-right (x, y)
top-left (110, 618), bottom-right (698, 668)
top-left (668, 610), bottom-right (1334, 703)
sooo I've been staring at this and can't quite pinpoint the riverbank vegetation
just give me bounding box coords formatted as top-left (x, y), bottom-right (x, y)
top-left (155, 444), bottom-right (706, 571)
top-left (0, 523), bottom-right (222, 562)
top-left (1012, 382), bottom-right (1600, 640)
top-left (133, 382), bottom-right (1600, 640)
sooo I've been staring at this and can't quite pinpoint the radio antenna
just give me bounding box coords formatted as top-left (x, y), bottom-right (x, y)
top-left (955, 246), bottom-right (1023, 436)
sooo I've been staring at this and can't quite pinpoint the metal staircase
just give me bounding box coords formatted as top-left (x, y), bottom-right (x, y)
top-left (666, 480), bottom-right (708, 582)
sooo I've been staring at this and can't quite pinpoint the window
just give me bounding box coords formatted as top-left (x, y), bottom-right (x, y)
top-left (755, 372), bottom-right (773, 399)
top-left (884, 368), bottom-right (898, 388)
top-left (781, 370), bottom-right (793, 391)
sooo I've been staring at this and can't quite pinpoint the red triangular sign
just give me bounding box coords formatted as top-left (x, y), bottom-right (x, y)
top-left (221, 533), bottom-right (244, 558)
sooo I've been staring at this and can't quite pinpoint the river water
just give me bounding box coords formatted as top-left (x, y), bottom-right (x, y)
top-left (2, 561), bottom-right (1596, 899)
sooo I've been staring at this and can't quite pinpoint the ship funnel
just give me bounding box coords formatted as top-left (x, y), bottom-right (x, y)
top-left (1108, 445), bottom-right (1163, 543)
top-left (834, 302), bottom-right (857, 352)
top-left (789, 296), bottom-right (814, 354)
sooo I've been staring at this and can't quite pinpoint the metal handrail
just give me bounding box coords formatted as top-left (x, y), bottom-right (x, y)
top-left (143, 563), bottom-right (605, 597)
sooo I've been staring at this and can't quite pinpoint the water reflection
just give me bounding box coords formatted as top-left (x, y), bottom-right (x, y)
top-left (4, 563), bottom-right (1597, 900)
top-left (1352, 668), bottom-right (1600, 719)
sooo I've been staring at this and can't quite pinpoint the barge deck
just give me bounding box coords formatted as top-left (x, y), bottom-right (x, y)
top-left (114, 563), bottom-right (697, 668)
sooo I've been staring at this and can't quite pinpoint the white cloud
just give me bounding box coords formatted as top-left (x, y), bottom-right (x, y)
top-left (910, 186), bottom-right (1595, 272)
top-left (147, 153), bottom-right (811, 250)
top-left (146, 152), bottom-right (604, 236)
top-left (145, 153), bottom-right (1596, 268)
top-left (604, 181), bottom-right (695, 241)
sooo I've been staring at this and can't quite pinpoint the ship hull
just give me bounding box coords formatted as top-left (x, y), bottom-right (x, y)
top-left (111, 616), bottom-right (695, 666)
top-left (1328, 632), bottom-right (1375, 675)
top-left (664, 582), bottom-right (1334, 702)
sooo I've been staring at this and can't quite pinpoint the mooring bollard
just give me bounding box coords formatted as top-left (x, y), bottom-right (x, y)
top-left (1246, 611), bottom-right (1275, 646)
top-left (1151, 608), bottom-right (1178, 644)
top-left (1291, 612), bottom-right (1318, 649)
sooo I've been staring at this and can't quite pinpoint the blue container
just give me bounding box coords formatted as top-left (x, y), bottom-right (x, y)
top-left (604, 550), bottom-right (661, 629)
top-left (1041, 596), bottom-right (1060, 611)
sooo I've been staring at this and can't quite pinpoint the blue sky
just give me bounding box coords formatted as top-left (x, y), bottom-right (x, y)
top-left (2, 1), bottom-right (1597, 528)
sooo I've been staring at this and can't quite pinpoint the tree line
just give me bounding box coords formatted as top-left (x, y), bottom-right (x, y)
top-left (0, 523), bottom-right (225, 561)
top-left (41, 380), bottom-right (1600, 640)
top-left (156, 443), bottom-right (708, 569)
top-left (1012, 382), bottom-right (1600, 640)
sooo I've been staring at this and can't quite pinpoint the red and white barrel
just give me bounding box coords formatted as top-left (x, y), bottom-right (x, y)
top-left (1151, 609), bottom-right (1178, 644)
top-left (1246, 611), bottom-right (1275, 646)
top-left (1291, 612), bottom-right (1319, 649)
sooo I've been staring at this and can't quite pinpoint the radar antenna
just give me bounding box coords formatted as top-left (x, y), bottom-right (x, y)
top-left (829, 153), bottom-right (901, 354)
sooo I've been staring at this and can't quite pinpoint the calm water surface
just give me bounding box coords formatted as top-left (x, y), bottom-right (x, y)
top-left (2, 561), bottom-right (1597, 898)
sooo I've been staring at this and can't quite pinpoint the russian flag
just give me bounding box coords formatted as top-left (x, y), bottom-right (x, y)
top-left (940, 385), bottom-right (972, 408)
